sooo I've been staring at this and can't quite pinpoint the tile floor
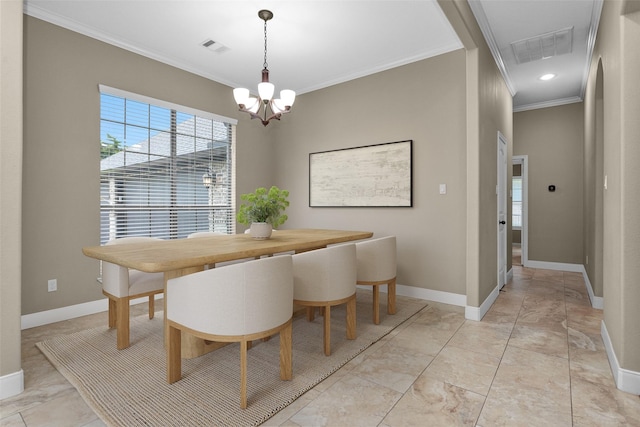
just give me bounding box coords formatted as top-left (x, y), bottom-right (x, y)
top-left (2, 266), bottom-right (640, 426)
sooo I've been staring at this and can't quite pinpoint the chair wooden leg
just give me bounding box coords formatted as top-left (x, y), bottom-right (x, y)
top-left (116, 297), bottom-right (130, 350)
top-left (148, 295), bottom-right (155, 319)
top-left (240, 340), bottom-right (248, 409)
top-left (346, 296), bottom-right (357, 340)
top-left (108, 298), bottom-right (116, 329)
top-left (372, 284), bottom-right (380, 324)
top-left (280, 321), bottom-right (292, 380)
top-left (388, 278), bottom-right (397, 315)
top-left (167, 324), bottom-right (182, 383)
top-left (306, 307), bottom-right (315, 322)
top-left (323, 305), bottom-right (331, 356)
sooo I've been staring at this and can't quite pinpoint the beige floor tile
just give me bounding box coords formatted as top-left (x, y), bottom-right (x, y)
top-left (568, 328), bottom-right (611, 379)
top-left (509, 323), bottom-right (569, 358)
top-left (423, 345), bottom-right (500, 395)
top-left (261, 389), bottom-right (322, 426)
top-left (566, 304), bottom-right (603, 335)
top-left (570, 376), bottom-right (633, 426)
top-left (348, 342), bottom-right (432, 393)
top-left (20, 391), bottom-right (100, 427)
top-left (482, 293), bottom-right (523, 325)
top-left (564, 286), bottom-right (591, 304)
top-left (289, 374), bottom-right (402, 427)
top-left (517, 296), bottom-right (566, 332)
top-left (481, 307), bottom-right (519, 325)
top-left (0, 413), bottom-right (26, 427)
top-left (532, 269), bottom-right (565, 284)
top-left (478, 346), bottom-right (571, 427)
top-left (387, 320), bottom-right (452, 357)
top-left (447, 321), bottom-right (512, 358)
top-left (382, 375), bottom-right (484, 426)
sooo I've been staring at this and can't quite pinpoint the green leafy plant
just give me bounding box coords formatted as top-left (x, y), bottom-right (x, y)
top-left (236, 186), bottom-right (290, 227)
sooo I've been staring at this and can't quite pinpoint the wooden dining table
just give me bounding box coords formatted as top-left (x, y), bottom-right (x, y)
top-left (82, 228), bottom-right (373, 358)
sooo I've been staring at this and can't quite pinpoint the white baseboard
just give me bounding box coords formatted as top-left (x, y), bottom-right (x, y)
top-left (507, 267), bottom-right (513, 283)
top-left (21, 294), bottom-right (163, 330)
top-left (361, 283), bottom-right (498, 321)
top-left (0, 369), bottom-right (24, 400)
top-left (393, 284), bottom-right (467, 307)
top-left (525, 260), bottom-right (583, 272)
top-left (601, 320), bottom-right (640, 395)
top-left (465, 284), bottom-right (499, 321)
top-left (357, 283), bottom-right (466, 308)
top-left (579, 265), bottom-right (604, 309)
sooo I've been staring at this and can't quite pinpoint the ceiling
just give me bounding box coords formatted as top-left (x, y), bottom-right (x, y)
top-left (24, 0), bottom-right (602, 112)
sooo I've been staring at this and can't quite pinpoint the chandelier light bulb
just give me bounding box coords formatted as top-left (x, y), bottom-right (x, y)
top-left (233, 88), bottom-right (250, 106)
top-left (280, 89), bottom-right (296, 107)
top-left (258, 82), bottom-right (275, 102)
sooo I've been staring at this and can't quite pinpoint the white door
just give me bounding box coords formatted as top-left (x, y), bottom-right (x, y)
top-left (497, 132), bottom-right (508, 289)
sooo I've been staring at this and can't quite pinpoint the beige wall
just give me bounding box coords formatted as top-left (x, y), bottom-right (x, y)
top-left (513, 103), bottom-right (584, 264)
top-left (274, 50), bottom-right (468, 295)
top-left (21, 16), bottom-right (273, 315)
top-left (1, 0), bottom-right (23, 382)
top-left (439, 0), bottom-right (514, 307)
top-left (585, 0), bottom-right (640, 375)
top-left (583, 60), bottom-right (605, 298)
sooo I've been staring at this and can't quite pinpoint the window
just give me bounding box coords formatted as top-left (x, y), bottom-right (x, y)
top-left (99, 85), bottom-right (236, 244)
top-left (512, 177), bottom-right (522, 228)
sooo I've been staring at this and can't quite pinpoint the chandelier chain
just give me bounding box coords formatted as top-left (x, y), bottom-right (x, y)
top-left (263, 19), bottom-right (269, 70)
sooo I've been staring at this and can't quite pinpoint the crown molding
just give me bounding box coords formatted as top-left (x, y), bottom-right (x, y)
top-left (580, 0), bottom-right (604, 100)
top-left (513, 96), bottom-right (583, 113)
top-left (467, 0), bottom-right (516, 96)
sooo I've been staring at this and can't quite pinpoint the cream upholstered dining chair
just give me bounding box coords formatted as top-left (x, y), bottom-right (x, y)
top-left (102, 236), bottom-right (165, 350)
top-left (292, 243), bottom-right (357, 356)
top-left (166, 255), bottom-right (294, 409)
top-left (355, 236), bottom-right (397, 325)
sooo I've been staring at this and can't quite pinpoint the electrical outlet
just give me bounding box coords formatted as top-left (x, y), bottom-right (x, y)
top-left (48, 279), bottom-right (57, 292)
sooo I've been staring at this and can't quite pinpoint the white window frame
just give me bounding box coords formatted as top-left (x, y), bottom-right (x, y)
top-left (98, 85), bottom-right (237, 244)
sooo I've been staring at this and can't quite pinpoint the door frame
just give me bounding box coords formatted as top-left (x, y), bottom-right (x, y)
top-left (497, 132), bottom-right (508, 289)
top-left (513, 155), bottom-right (529, 267)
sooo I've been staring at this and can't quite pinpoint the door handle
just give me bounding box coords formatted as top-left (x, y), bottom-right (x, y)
top-left (499, 221), bottom-right (506, 225)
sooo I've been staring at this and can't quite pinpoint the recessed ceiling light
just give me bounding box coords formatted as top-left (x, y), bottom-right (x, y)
top-left (539, 73), bottom-right (556, 81)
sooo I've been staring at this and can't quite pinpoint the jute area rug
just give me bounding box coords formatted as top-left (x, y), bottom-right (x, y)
top-left (37, 290), bottom-right (427, 426)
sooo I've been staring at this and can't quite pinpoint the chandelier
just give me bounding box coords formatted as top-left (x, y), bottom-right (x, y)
top-left (233, 10), bottom-right (296, 126)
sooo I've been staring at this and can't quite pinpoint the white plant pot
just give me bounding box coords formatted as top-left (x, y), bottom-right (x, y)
top-left (250, 222), bottom-right (273, 239)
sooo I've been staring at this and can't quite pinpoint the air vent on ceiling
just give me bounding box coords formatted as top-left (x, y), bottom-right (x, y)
top-left (511, 27), bottom-right (573, 64)
top-left (201, 39), bottom-right (229, 54)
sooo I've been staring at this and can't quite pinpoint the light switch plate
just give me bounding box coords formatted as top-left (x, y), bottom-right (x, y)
top-left (439, 184), bottom-right (447, 195)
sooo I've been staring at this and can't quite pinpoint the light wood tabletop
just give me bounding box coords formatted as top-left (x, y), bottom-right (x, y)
top-left (83, 228), bottom-right (373, 358)
top-left (82, 229), bottom-right (373, 272)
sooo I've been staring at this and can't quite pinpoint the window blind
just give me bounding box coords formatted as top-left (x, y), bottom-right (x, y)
top-left (99, 85), bottom-right (236, 244)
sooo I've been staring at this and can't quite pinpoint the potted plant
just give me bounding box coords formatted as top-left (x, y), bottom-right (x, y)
top-left (236, 186), bottom-right (290, 239)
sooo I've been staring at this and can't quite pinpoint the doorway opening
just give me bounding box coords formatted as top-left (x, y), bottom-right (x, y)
top-left (512, 155), bottom-right (528, 267)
